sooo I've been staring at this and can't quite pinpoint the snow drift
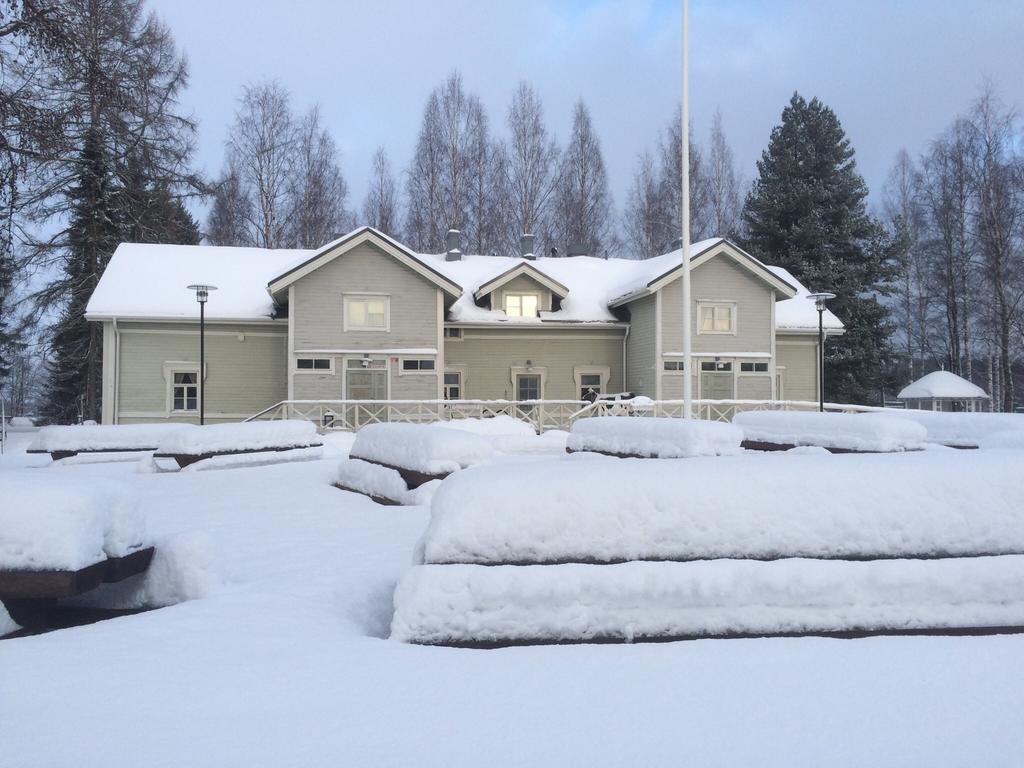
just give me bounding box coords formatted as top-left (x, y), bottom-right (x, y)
top-left (335, 458), bottom-right (440, 506)
top-left (29, 423), bottom-right (191, 453)
top-left (391, 556), bottom-right (1024, 644)
top-left (733, 411), bottom-right (927, 452)
top-left (420, 451), bottom-right (1024, 564)
top-left (568, 416), bottom-right (742, 458)
top-left (350, 423), bottom-right (493, 474)
top-left (883, 410), bottom-right (1024, 448)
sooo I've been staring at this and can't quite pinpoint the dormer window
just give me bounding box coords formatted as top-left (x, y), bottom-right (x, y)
top-left (504, 293), bottom-right (539, 318)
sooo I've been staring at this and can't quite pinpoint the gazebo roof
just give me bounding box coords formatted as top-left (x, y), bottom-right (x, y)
top-left (898, 371), bottom-right (989, 400)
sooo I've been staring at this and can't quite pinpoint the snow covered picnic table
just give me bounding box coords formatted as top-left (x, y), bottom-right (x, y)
top-left (566, 416), bottom-right (742, 458)
top-left (27, 423), bottom-right (192, 461)
top-left (151, 420), bottom-right (323, 469)
top-left (733, 411), bottom-right (927, 453)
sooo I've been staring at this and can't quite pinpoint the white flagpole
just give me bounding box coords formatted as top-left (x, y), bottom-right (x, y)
top-left (681, 0), bottom-right (693, 419)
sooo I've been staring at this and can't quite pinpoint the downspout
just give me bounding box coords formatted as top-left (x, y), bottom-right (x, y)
top-left (112, 317), bottom-right (121, 424)
top-left (622, 324), bottom-right (630, 394)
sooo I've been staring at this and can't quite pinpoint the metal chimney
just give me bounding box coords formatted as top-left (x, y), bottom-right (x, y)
top-left (519, 233), bottom-right (536, 260)
top-left (445, 229), bottom-right (462, 262)
top-left (567, 242), bottom-right (589, 257)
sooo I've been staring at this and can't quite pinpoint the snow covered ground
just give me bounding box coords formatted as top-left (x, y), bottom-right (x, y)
top-left (2, 425), bottom-right (1024, 766)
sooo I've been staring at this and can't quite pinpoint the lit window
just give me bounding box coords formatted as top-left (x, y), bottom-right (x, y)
top-left (401, 359), bottom-right (436, 372)
top-left (504, 293), bottom-right (539, 318)
top-left (579, 373), bottom-right (602, 400)
top-left (699, 303), bottom-right (734, 333)
top-left (172, 371), bottom-right (198, 412)
top-left (444, 371), bottom-right (462, 400)
top-left (741, 362), bottom-right (769, 373)
top-left (344, 296), bottom-right (389, 331)
top-left (296, 358), bottom-right (332, 371)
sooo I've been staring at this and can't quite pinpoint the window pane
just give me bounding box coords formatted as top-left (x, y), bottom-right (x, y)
top-left (174, 394), bottom-right (184, 410)
top-left (313, 359), bottom-right (330, 370)
top-left (715, 307), bottom-right (732, 331)
top-left (517, 375), bottom-right (540, 400)
top-left (367, 300), bottom-right (386, 327)
top-left (175, 372), bottom-right (197, 384)
top-left (448, 387), bottom-right (460, 399)
top-left (505, 295), bottom-right (521, 316)
top-left (403, 359), bottom-right (418, 371)
top-left (522, 295), bottom-right (538, 317)
top-left (756, 363), bottom-right (768, 372)
top-left (348, 301), bottom-right (366, 326)
top-left (186, 396), bottom-right (197, 410)
top-left (701, 307), bottom-right (715, 331)
top-left (420, 360), bottom-right (435, 371)
top-left (581, 374), bottom-right (601, 386)
top-left (297, 359), bottom-right (314, 369)
top-left (444, 372), bottom-right (460, 385)
top-left (701, 362), bottom-right (716, 371)
top-left (741, 362), bottom-right (753, 372)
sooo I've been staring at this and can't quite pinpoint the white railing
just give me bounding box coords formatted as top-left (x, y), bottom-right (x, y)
top-left (246, 398), bottom-right (880, 432)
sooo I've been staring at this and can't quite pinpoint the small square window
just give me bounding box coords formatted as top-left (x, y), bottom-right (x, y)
top-left (699, 304), bottom-right (734, 333)
top-left (504, 293), bottom-right (539, 318)
top-left (344, 296), bottom-right (389, 331)
top-left (701, 361), bottom-right (732, 372)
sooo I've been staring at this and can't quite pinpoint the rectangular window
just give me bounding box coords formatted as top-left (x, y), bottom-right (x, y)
top-left (444, 327), bottom-right (462, 339)
top-left (699, 303), bottom-right (735, 334)
top-left (172, 371), bottom-right (198, 412)
top-left (701, 361), bottom-right (732, 372)
top-left (344, 295), bottom-right (389, 331)
top-left (516, 374), bottom-right (541, 401)
top-left (444, 371), bottom-right (462, 400)
top-left (741, 362), bottom-right (769, 373)
top-left (296, 357), bottom-right (332, 372)
top-left (504, 293), bottom-right (539, 318)
top-left (579, 373), bottom-right (602, 400)
top-left (401, 359), bottom-right (436, 372)
top-left (663, 360), bottom-right (685, 372)
top-left (346, 358), bottom-right (387, 370)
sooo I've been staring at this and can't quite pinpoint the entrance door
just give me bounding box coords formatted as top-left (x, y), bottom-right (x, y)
top-left (700, 372), bottom-right (734, 400)
top-left (345, 358), bottom-right (388, 400)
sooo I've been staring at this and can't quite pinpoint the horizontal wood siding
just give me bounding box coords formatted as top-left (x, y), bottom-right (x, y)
top-left (624, 294), bottom-right (657, 397)
top-left (292, 242), bottom-right (440, 349)
top-left (777, 336), bottom-right (818, 401)
top-left (446, 327), bottom-right (625, 400)
top-left (737, 375), bottom-right (772, 399)
top-left (115, 321), bottom-right (286, 422)
top-left (661, 258), bottom-right (773, 355)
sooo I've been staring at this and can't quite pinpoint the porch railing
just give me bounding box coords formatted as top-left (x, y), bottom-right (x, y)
top-left (245, 398), bottom-right (881, 433)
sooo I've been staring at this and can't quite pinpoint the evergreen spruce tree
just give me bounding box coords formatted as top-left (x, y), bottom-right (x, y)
top-left (43, 128), bottom-right (121, 423)
top-left (743, 93), bottom-right (895, 404)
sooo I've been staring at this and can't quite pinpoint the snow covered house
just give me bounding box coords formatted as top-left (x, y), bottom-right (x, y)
top-left (898, 371), bottom-right (990, 412)
top-left (84, 227), bottom-right (842, 425)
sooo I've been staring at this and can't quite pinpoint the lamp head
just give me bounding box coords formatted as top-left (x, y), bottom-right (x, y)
top-left (187, 284), bottom-right (218, 304)
top-left (806, 292), bottom-right (836, 311)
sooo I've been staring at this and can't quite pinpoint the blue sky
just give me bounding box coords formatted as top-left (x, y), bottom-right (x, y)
top-left (147, 0), bottom-right (1024, 225)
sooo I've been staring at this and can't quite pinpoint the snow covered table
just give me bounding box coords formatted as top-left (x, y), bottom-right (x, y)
top-left (152, 420), bottom-right (323, 469)
top-left (733, 411), bottom-right (927, 453)
top-left (566, 416), bottom-right (742, 458)
top-left (27, 423), bottom-right (193, 462)
top-left (347, 423), bottom-right (493, 488)
top-left (334, 458), bottom-right (441, 507)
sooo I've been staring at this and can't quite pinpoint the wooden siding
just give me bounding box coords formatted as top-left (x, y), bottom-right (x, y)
top-left (489, 274), bottom-right (553, 313)
top-left (291, 241), bottom-right (440, 350)
top-left (114, 321), bottom-right (286, 423)
top-left (777, 336), bottom-right (818, 401)
top-left (737, 375), bottom-right (772, 399)
top-left (624, 294), bottom-right (657, 396)
top-left (445, 327), bottom-right (625, 400)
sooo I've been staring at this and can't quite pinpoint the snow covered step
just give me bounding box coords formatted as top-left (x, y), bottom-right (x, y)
top-left (733, 411), bottom-right (927, 452)
top-left (334, 458), bottom-right (440, 507)
top-left (349, 423), bottom-right (493, 486)
top-left (27, 423), bottom-right (193, 460)
top-left (391, 556), bottom-right (1024, 645)
top-left (420, 451), bottom-right (1024, 565)
top-left (153, 420), bottom-right (322, 468)
top-left (567, 416), bottom-right (742, 458)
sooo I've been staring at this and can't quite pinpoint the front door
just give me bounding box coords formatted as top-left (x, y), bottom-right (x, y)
top-left (345, 358), bottom-right (388, 400)
top-left (700, 372), bottom-right (734, 400)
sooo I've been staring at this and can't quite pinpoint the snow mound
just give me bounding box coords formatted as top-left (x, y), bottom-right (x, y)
top-left (0, 603), bottom-right (20, 636)
top-left (434, 415), bottom-right (536, 437)
top-left (882, 410), bottom-right (1024, 447)
top-left (29, 423), bottom-right (192, 452)
top-left (350, 423), bottom-right (493, 474)
top-left (733, 411), bottom-right (926, 452)
top-left (8, 416), bottom-right (35, 429)
top-left (981, 430), bottom-right (1024, 451)
top-left (337, 458), bottom-right (413, 504)
top-left (568, 416), bottom-right (742, 458)
top-left (420, 451), bottom-right (1024, 565)
top-left (898, 371), bottom-right (989, 400)
top-left (155, 420), bottom-right (320, 455)
top-left (0, 474), bottom-right (144, 570)
top-left (391, 556), bottom-right (1024, 644)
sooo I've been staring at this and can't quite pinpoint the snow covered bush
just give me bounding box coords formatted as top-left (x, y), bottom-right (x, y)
top-left (29, 423), bottom-right (192, 453)
top-left (391, 556), bottom-right (1024, 644)
top-left (419, 451), bottom-right (1024, 565)
top-left (350, 423), bottom-right (493, 474)
top-left (155, 419), bottom-right (320, 455)
top-left (568, 416), bottom-right (742, 458)
top-left (733, 411), bottom-right (927, 452)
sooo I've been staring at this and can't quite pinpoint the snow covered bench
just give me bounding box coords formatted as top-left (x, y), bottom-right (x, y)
top-left (346, 423), bottom-right (493, 489)
top-left (0, 476), bottom-right (154, 628)
top-left (334, 459), bottom-right (441, 507)
top-left (566, 416), bottom-right (742, 458)
top-left (732, 411), bottom-right (927, 453)
top-left (392, 450), bottom-right (1024, 645)
top-left (26, 423), bottom-right (192, 462)
top-left (152, 420), bottom-right (323, 469)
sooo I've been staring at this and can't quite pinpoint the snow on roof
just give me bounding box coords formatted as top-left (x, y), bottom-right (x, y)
top-left (767, 266), bottom-right (844, 332)
top-left (86, 242), bottom-right (310, 321)
top-left (898, 371), bottom-right (990, 400)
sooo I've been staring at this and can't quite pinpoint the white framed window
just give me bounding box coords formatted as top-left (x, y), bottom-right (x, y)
top-left (663, 360), bottom-right (685, 372)
top-left (400, 358), bottom-right (436, 374)
top-left (343, 294), bottom-right (390, 332)
top-left (516, 374), bottom-right (541, 400)
top-left (572, 366), bottom-right (609, 400)
top-left (504, 293), bottom-right (540, 318)
top-left (295, 357), bottom-right (334, 373)
top-left (443, 327), bottom-right (463, 340)
top-left (579, 374), bottom-right (602, 400)
top-left (698, 302), bottom-right (736, 334)
top-left (701, 361), bottom-right (732, 372)
top-left (740, 361), bottom-right (769, 373)
top-left (171, 370), bottom-right (199, 412)
top-left (443, 371), bottom-right (462, 400)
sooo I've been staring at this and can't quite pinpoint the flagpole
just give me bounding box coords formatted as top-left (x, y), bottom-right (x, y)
top-left (681, 0), bottom-right (693, 419)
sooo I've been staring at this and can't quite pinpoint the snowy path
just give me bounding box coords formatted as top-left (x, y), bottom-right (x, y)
top-left (1, 440), bottom-right (1023, 765)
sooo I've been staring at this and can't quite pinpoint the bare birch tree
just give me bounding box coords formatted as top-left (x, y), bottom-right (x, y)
top-left (404, 90), bottom-right (445, 251)
top-left (623, 151), bottom-right (669, 259)
top-left (206, 162), bottom-right (252, 245)
top-left (287, 105), bottom-right (350, 247)
top-left (705, 109), bottom-right (743, 239)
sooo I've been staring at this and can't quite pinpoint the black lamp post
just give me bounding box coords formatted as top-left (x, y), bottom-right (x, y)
top-left (187, 284), bottom-right (217, 424)
top-left (806, 292), bottom-right (835, 412)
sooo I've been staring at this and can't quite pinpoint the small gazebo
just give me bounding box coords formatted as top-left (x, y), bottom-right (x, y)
top-left (898, 371), bottom-right (990, 412)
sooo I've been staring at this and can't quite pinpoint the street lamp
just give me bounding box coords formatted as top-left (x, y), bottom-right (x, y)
top-left (186, 284), bottom-right (217, 425)
top-left (806, 292), bottom-right (835, 412)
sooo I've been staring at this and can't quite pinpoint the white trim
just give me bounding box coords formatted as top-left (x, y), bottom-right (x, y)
top-left (163, 362), bottom-right (202, 415)
top-left (101, 321), bottom-right (115, 424)
top-left (501, 291), bottom-right (542, 318)
top-left (294, 347), bottom-right (437, 355)
top-left (461, 333), bottom-right (623, 341)
top-left (117, 328), bottom-right (286, 338)
top-left (118, 410), bottom-right (253, 420)
top-left (341, 355), bottom-right (391, 400)
top-left (287, 285), bottom-right (295, 401)
top-left (343, 294), bottom-right (391, 333)
top-left (510, 366), bottom-right (547, 400)
top-left (444, 322), bottom-right (627, 330)
top-left (573, 365), bottom-right (610, 398)
top-left (294, 356), bottom-right (336, 374)
top-left (474, 262), bottom-right (570, 301)
top-left (86, 314), bottom-right (283, 325)
top-left (437, 291), bottom-right (445, 398)
top-left (696, 301), bottom-right (737, 335)
top-left (663, 351), bottom-right (770, 358)
top-left (655, 290), bottom-right (663, 400)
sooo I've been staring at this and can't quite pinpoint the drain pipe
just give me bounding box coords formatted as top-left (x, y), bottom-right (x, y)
top-left (622, 324), bottom-right (630, 394)
top-left (113, 317), bottom-right (121, 424)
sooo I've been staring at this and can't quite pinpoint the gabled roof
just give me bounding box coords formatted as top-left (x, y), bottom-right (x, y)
top-left (267, 226), bottom-right (461, 299)
top-left (766, 266), bottom-right (844, 333)
top-left (472, 261), bottom-right (570, 302)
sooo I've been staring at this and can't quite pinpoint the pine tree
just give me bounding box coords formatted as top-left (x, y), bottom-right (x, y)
top-left (43, 128), bottom-right (121, 423)
top-left (743, 93), bottom-right (895, 404)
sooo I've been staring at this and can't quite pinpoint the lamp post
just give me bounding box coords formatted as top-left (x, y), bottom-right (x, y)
top-left (187, 284), bottom-right (217, 425)
top-left (680, 0), bottom-right (693, 419)
top-left (806, 292), bottom-right (835, 412)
